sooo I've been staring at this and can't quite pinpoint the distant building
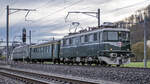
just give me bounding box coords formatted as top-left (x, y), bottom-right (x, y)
top-left (147, 40), bottom-right (150, 48)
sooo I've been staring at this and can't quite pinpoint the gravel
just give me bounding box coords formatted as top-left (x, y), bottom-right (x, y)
top-left (0, 74), bottom-right (25, 84)
top-left (9, 63), bottom-right (150, 84)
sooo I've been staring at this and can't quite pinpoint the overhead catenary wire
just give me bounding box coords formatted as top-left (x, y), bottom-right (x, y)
top-left (35, 0), bottom-right (71, 10)
top-left (32, 0), bottom-right (149, 27)
top-left (31, 0), bottom-right (72, 20)
top-left (104, 0), bottom-right (149, 14)
top-left (34, 0), bottom-right (53, 10)
top-left (32, 0), bottom-right (84, 24)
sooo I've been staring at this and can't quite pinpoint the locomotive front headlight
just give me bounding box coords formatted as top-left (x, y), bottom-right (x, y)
top-left (110, 53), bottom-right (117, 57)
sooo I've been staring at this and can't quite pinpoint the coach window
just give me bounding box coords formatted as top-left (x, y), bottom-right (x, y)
top-left (47, 46), bottom-right (50, 52)
top-left (72, 37), bottom-right (76, 45)
top-left (63, 39), bottom-right (66, 46)
top-left (37, 48), bottom-right (39, 52)
top-left (38, 48), bottom-right (39, 52)
top-left (47, 46), bottom-right (49, 52)
top-left (66, 39), bottom-right (69, 45)
top-left (44, 46), bottom-right (46, 52)
top-left (41, 47), bottom-right (43, 52)
top-left (94, 33), bottom-right (97, 41)
top-left (61, 40), bottom-right (63, 47)
top-left (43, 47), bottom-right (45, 52)
top-left (40, 47), bottom-right (42, 52)
top-left (42, 47), bottom-right (44, 52)
top-left (35, 48), bottom-right (37, 52)
top-left (46, 46), bottom-right (48, 52)
top-left (80, 36), bottom-right (84, 43)
top-left (69, 38), bottom-right (72, 45)
top-left (85, 35), bottom-right (89, 42)
top-left (39, 48), bottom-right (40, 52)
top-left (89, 34), bottom-right (93, 42)
top-left (33, 48), bottom-right (34, 52)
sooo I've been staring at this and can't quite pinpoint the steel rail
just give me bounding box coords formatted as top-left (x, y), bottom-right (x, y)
top-left (0, 70), bottom-right (51, 84)
top-left (0, 66), bottom-right (99, 84)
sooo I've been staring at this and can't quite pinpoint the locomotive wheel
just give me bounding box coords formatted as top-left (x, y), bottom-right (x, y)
top-left (58, 61), bottom-right (60, 64)
top-left (81, 62), bottom-right (85, 65)
top-left (62, 61), bottom-right (65, 64)
top-left (70, 62), bottom-right (74, 65)
top-left (87, 61), bottom-right (91, 66)
top-left (95, 61), bottom-right (100, 66)
top-left (107, 64), bottom-right (111, 67)
top-left (101, 61), bottom-right (107, 67)
top-left (76, 62), bottom-right (80, 65)
top-left (116, 65), bottom-right (120, 67)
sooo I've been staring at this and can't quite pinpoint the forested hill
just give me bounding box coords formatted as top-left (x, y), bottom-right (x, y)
top-left (115, 5), bottom-right (150, 44)
top-left (130, 21), bottom-right (150, 44)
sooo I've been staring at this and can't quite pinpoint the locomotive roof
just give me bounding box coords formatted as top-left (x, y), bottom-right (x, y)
top-left (63, 28), bottom-right (129, 39)
top-left (30, 40), bottom-right (60, 48)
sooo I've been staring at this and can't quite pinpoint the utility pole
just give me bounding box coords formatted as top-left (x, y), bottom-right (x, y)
top-left (29, 30), bottom-right (31, 62)
top-left (6, 5), bottom-right (9, 63)
top-left (22, 28), bottom-right (26, 43)
top-left (144, 12), bottom-right (147, 68)
top-left (6, 5), bottom-right (36, 63)
top-left (98, 9), bottom-right (100, 28)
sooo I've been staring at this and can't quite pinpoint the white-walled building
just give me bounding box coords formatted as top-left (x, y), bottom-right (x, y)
top-left (147, 40), bottom-right (150, 48)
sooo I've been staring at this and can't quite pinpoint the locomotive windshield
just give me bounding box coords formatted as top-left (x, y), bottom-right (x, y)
top-left (102, 31), bottom-right (130, 42)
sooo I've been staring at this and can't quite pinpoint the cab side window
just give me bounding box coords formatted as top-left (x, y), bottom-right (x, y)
top-left (89, 34), bottom-right (93, 42)
top-left (85, 35), bottom-right (89, 42)
top-left (80, 36), bottom-right (84, 43)
top-left (94, 33), bottom-right (97, 41)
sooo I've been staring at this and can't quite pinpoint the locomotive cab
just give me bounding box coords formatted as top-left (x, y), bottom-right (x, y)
top-left (102, 30), bottom-right (130, 51)
top-left (99, 29), bottom-right (134, 65)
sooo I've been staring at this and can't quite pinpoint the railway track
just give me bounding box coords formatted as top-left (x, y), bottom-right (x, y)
top-left (9, 63), bottom-right (150, 83)
top-left (0, 70), bottom-right (50, 84)
top-left (0, 66), bottom-right (99, 84)
top-left (1, 61), bottom-right (150, 84)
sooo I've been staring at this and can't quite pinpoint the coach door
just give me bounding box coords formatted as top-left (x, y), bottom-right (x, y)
top-left (75, 37), bottom-right (80, 57)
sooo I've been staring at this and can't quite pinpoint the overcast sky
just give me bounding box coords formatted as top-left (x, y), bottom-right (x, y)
top-left (0, 0), bottom-right (149, 44)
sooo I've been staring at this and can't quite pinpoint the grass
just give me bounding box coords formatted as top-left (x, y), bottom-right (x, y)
top-left (123, 61), bottom-right (150, 68)
top-left (43, 61), bottom-right (150, 68)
